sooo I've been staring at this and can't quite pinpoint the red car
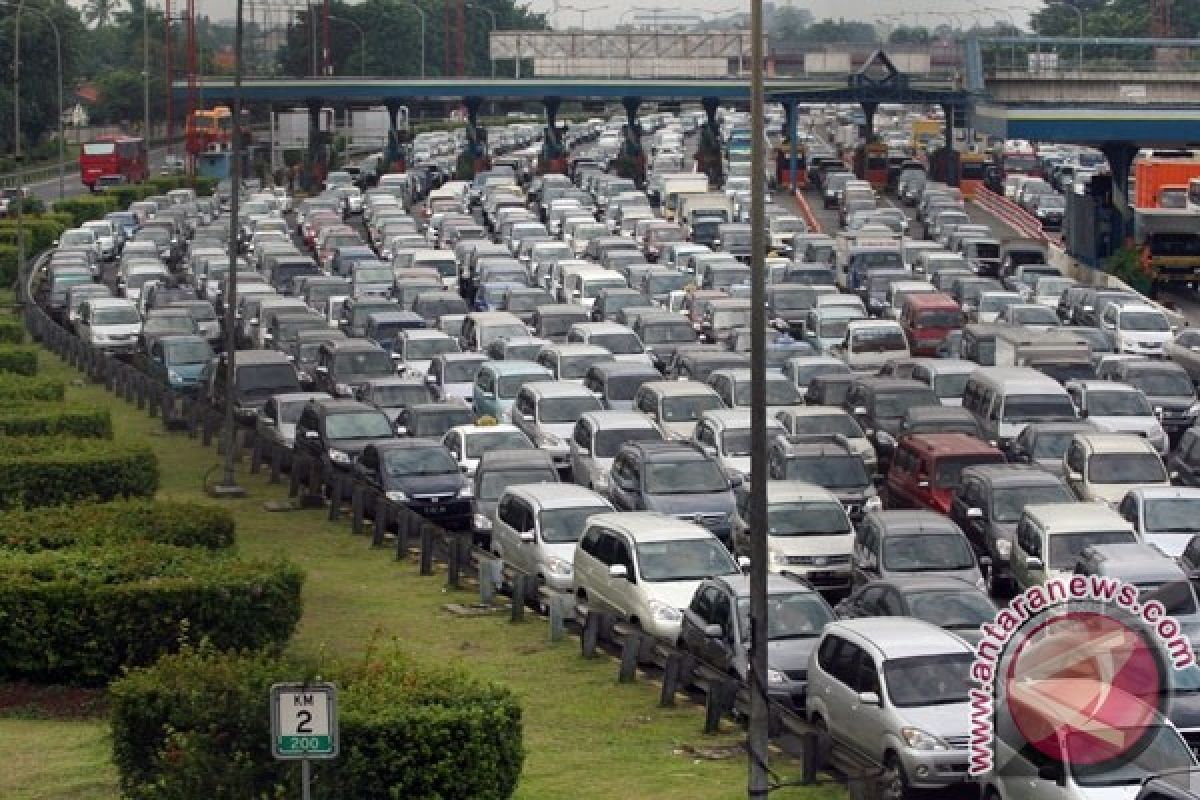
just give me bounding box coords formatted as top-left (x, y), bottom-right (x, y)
top-left (883, 433), bottom-right (1006, 514)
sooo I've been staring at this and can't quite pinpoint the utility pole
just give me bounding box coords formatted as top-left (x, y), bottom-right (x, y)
top-left (144, 0), bottom-right (151, 140)
top-left (14, 0), bottom-right (25, 288)
top-left (748, 0), bottom-right (770, 792)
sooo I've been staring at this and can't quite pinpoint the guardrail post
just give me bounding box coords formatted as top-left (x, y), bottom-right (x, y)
top-left (268, 442), bottom-right (283, 484)
top-left (660, 651), bottom-right (695, 707)
top-left (395, 508), bottom-right (410, 558)
top-left (419, 522), bottom-right (435, 575)
top-left (288, 455), bottom-right (304, 498)
top-left (304, 460), bottom-right (324, 506)
top-left (618, 629), bottom-right (642, 682)
top-left (846, 772), bottom-right (880, 800)
top-left (510, 574), bottom-right (527, 622)
top-left (250, 432), bottom-right (264, 473)
top-left (704, 678), bottom-right (738, 734)
top-left (134, 373), bottom-right (146, 409)
top-left (547, 593), bottom-right (569, 642)
top-left (800, 732), bottom-right (821, 784)
top-left (328, 473), bottom-right (344, 521)
top-left (581, 609), bottom-right (604, 658)
top-left (350, 485), bottom-right (365, 535)
top-left (478, 558), bottom-right (500, 606)
top-left (373, 496), bottom-right (392, 548)
top-left (447, 532), bottom-right (463, 590)
top-left (202, 410), bottom-right (217, 447)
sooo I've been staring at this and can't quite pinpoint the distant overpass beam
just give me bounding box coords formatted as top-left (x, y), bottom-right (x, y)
top-left (861, 101), bottom-right (877, 140)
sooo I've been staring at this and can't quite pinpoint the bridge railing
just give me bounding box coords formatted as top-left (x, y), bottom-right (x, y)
top-left (971, 34), bottom-right (1200, 77)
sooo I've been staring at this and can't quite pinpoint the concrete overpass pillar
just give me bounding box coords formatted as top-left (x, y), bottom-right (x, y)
top-left (697, 96), bottom-right (724, 187)
top-left (383, 99), bottom-right (409, 176)
top-left (541, 96), bottom-right (566, 175)
top-left (616, 96), bottom-right (646, 187)
top-left (787, 99), bottom-right (800, 190)
top-left (860, 102), bottom-right (878, 141)
top-left (1102, 142), bottom-right (1138, 239)
top-left (939, 102), bottom-right (959, 187)
top-left (304, 98), bottom-right (330, 193)
top-left (457, 96), bottom-right (489, 181)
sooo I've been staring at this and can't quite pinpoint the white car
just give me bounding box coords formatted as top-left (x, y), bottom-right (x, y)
top-left (1101, 302), bottom-right (1174, 357)
top-left (441, 423), bottom-right (534, 478)
top-left (1065, 380), bottom-right (1169, 455)
top-left (80, 220), bottom-right (118, 260)
top-left (77, 297), bottom-right (142, 353)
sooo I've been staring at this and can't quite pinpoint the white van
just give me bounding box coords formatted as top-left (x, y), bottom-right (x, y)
top-left (962, 367), bottom-right (1078, 448)
top-left (1010, 502), bottom-right (1136, 591)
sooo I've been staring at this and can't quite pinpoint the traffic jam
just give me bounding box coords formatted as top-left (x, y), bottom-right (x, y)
top-left (38, 103), bottom-right (1200, 799)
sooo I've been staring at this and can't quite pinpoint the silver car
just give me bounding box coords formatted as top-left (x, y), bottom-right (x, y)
top-left (806, 617), bottom-right (974, 796)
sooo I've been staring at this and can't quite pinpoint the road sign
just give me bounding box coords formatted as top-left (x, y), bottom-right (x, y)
top-left (270, 682), bottom-right (339, 760)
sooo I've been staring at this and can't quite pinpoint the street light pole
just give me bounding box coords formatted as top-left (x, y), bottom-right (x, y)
top-left (399, 2), bottom-right (426, 78)
top-left (327, 14), bottom-right (366, 76)
top-left (12, 0), bottom-right (25, 288)
top-left (144, 0), bottom-right (151, 141)
top-left (1046, 1), bottom-right (1083, 68)
top-left (464, 3), bottom-right (497, 78)
top-left (11, 4), bottom-right (63, 200)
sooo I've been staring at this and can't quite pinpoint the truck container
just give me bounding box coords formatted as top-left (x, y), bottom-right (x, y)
top-left (1134, 157), bottom-right (1200, 209)
top-left (1135, 208), bottom-right (1200, 287)
top-left (994, 328), bottom-right (1091, 369)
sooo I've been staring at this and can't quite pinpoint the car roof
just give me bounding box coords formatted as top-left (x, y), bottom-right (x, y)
top-left (830, 618), bottom-right (972, 660)
top-left (579, 410), bottom-right (658, 429)
top-left (1023, 502), bottom-right (1131, 531)
top-left (505, 483), bottom-right (613, 510)
top-left (868, 510), bottom-right (964, 535)
top-left (764, 480), bottom-right (840, 503)
top-left (712, 573), bottom-right (818, 598)
top-left (1074, 432), bottom-right (1159, 454)
top-left (700, 408), bottom-right (784, 429)
top-left (640, 380), bottom-right (721, 397)
top-left (522, 380), bottom-right (599, 398)
top-left (960, 463), bottom-right (1066, 487)
top-left (310, 398), bottom-right (376, 414)
top-left (585, 511), bottom-right (718, 542)
top-left (477, 448), bottom-right (557, 469)
top-left (485, 359), bottom-right (553, 375)
top-left (1127, 486), bottom-right (1200, 501)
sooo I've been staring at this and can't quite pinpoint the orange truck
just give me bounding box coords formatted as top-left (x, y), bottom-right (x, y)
top-left (1134, 156), bottom-right (1200, 208)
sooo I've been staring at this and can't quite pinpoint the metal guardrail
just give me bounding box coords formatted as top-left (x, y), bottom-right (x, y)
top-left (19, 256), bottom-right (887, 795)
top-left (0, 163), bottom-right (63, 190)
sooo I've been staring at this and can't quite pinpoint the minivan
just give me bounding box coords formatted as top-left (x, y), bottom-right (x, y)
top-left (961, 367), bottom-right (1077, 449)
top-left (899, 291), bottom-right (963, 357)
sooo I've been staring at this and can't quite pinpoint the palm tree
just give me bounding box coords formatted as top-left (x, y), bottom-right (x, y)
top-left (84, 0), bottom-right (124, 28)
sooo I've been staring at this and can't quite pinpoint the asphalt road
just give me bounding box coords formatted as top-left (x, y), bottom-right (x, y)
top-left (23, 144), bottom-right (176, 204)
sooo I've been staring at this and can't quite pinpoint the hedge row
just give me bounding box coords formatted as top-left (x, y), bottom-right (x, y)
top-left (52, 196), bottom-right (120, 227)
top-left (101, 177), bottom-right (218, 210)
top-left (0, 214), bottom-right (72, 253)
top-left (0, 404), bottom-right (112, 438)
top-left (111, 648), bottom-right (523, 799)
top-left (0, 345), bottom-right (38, 375)
top-left (0, 375), bottom-right (64, 402)
top-left (0, 435), bottom-right (158, 510)
top-left (0, 500), bottom-right (235, 553)
top-left (0, 244), bottom-right (15, 287)
top-left (0, 317), bottom-right (25, 344)
top-left (0, 545), bottom-right (303, 684)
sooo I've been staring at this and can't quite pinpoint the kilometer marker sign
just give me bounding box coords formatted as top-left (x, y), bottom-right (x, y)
top-left (270, 682), bottom-right (338, 759)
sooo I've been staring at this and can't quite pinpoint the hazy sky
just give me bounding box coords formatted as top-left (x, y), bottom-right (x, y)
top-left (186, 0), bottom-right (1046, 32)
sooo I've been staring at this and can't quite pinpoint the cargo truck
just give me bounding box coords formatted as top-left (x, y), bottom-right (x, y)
top-left (1135, 208), bottom-right (1200, 287)
top-left (1134, 157), bottom-right (1200, 209)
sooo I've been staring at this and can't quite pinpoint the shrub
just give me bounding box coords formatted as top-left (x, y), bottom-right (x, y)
top-left (0, 499), bottom-right (235, 552)
top-left (192, 176), bottom-right (217, 196)
top-left (0, 317), bottom-right (25, 344)
top-left (110, 648), bottom-right (523, 799)
top-left (52, 196), bottom-right (119, 227)
top-left (0, 375), bottom-right (64, 402)
top-left (0, 545), bottom-right (303, 684)
top-left (104, 184), bottom-right (156, 209)
top-left (0, 244), bottom-right (15, 287)
top-left (0, 435), bottom-right (158, 509)
top-left (0, 216), bottom-right (70, 254)
top-left (0, 404), bottom-right (112, 438)
top-left (0, 345), bottom-right (38, 375)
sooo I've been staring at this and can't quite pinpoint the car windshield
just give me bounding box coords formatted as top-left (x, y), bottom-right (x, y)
top-left (817, 320), bottom-right (849, 339)
top-left (875, 390), bottom-right (937, 419)
top-left (1048, 530), bottom-right (1138, 570)
top-left (1145, 498), bottom-right (1200, 533)
top-left (561, 355), bottom-right (612, 380)
top-left (1088, 452), bottom-right (1167, 484)
top-left (410, 410), bottom-right (472, 438)
top-left (443, 360), bottom-right (484, 383)
top-left (479, 468), bottom-right (556, 502)
top-left (980, 294), bottom-right (1020, 313)
top-left (146, 316), bottom-right (193, 334)
top-left (930, 373), bottom-right (970, 400)
top-left (497, 373), bottom-right (552, 397)
top-left (784, 455), bottom-right (868, 489)
top-left (661, 395), bottom-right (722, 422)
top-left (1088, 390), bottom-right (1152, 416)
top-left (1120, 311), bottom-right (1170, 332)
top-left (644, 460), bottom-right (729, 494)
top-left (915, 310), bottom-right (962, 328)
top-left (93, 308), bottom-right (141, 325)
top-left (463, 430), bottom-right (532, 458)
top-left (766, 502), bottom-right (850, 535)
top-left (992, 485), bottom-right (1076, 523)
top-left (1003, 395), bottom-right (1077, 423)
top-left (850, 328), bottom-right (908, 353)
top-left (590, 333), bottom-right (643, 355)
top-left (236, 364), bottom-right (297, 392)
top-left (737, 593), bottom-right (832, 641)
top-left (883, 653), bottom-right (972, 708)
top-left (372, 384), bottom-right (434, 408)
top-left (335, 351), bottom-right (393, 378)
top-left (636, 537), bottom-right (738, 582)
top-left (593, 428), bottom-right (661, 458)
top-left (1132, 371), bottom-right (1195, 397)
top-left (405, 338), bottom-right (459, 360)
top-left (934, 455), bottom-right (1004, 488)
top-left (641, 321), bottom-right (697, 345)
top-left (383, 446), bottom-right (458, 477)
top-left (539, 396), bottom-right (602, 423)
top-left (882, 534), bottom-right (975, 572)
top-left (721, 426), bottom-right (783, 457)
top-left (1013, 307), bottom-right (1059, 325)
top-left (164, 341), bottom-right (212, 364)
top-left (1065, 725), bottom-right (1196, 788)
top-left (907, 590), bottom-right (996, 629)
top-left (787, 413), bottom-right (863, 439)
top-left (325, 411), bottom-right (393, 439)
top-left (731, 379), bottom-right (799, 407)
top-left (540, 506), bottom-right (610, 544)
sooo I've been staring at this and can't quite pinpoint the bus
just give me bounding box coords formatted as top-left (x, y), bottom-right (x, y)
top-left (79, 136), bottom-right (148, 191)
top-left (185, 106), bottom-right (233, 156)
top-left (958, 152), bottom-right (990, 199)
top-left (854, 140), bottom-right (890, 189)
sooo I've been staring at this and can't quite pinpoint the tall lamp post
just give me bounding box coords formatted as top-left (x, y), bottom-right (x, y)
top-left (464, 3), bottom-right (497, 78)
top-left (400, 1), bottom-right (427, 78)
top-left (144, 0), bottom-right (151, 141)
top-left (1046, 1), bottom-right (1084, 69)
top-left (327, 14), bottom-right (366, 76)
top-left (4, 3), bottom-right (64, 200)
top-left (10, 0), bottom-right (24, 289)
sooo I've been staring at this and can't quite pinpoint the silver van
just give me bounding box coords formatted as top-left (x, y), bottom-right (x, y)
top-left (962, 367), bottom-right (1077, 449)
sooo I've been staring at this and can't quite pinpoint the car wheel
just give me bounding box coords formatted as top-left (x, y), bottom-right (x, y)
top-left (880, 754), bottom-right (910, 800)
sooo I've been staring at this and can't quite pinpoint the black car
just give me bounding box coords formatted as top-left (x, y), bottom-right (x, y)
top-left (1005, 420), bottom-right (1098, 479)
top-left (292, 397), bottom-right (396, 482)
top-left (354, 439), bottom-right (472, 531)
top-left (843, 377), bottom-right (940, 470)
top-left (608, 440), bottom-right (739, 547)
top-left (313, 339), bottom-right (396, 399)
top-left (897, 406), bottom-right (985, 442)
top-left (394, 402), bottom-right (474, 439)
top-left (202, 350), bottom-right (301, 425)
top-left (766, 434), bottom-right (880, 523)
top-left (1099, 359), bottom-right (1198, 440)
top-left (833, 576), bottom-right (997, 646)
top-left (679, 574), bottom-right (833, 711)
top-left (948, 464), bottom-right (1077, 595)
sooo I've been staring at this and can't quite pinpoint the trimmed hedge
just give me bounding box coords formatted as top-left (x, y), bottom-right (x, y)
top-left (0, 404), bottom-right (112, 438)
top-left (0, 345), bottom-right (38, 375)
top-left (0, 215), bottom-right (71, 254)
top-left (0, 545), bottom-right (304, 684)
top-left (0, 435), bottom-right (158, 510)
top-left (0, 244), bottom-right (15, 287)
top-left (0, 500), bottom-right (235, 552)
top-left (111, 649), bottom-right (524, 799)
top-left (52, 196), bottom-right (119, 227)
top-left (0, 318), bottom-right (25, 343)
top-left (0, 375), bottom-right (64, 402)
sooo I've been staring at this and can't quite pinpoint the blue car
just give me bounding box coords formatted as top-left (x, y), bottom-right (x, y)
top-left (147, 334), bottom-right (214, 391)
top-left (471, 360), bottom-right (553, 420)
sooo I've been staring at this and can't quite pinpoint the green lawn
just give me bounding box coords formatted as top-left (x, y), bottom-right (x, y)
top-left (0, 347), bottom-right (845, 800)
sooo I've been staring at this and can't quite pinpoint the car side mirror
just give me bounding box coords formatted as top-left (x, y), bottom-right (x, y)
top-left (703, 623), bottom-right (724, 638)
top-left (518, 530), bottom-right (535, 543)
top-left (737, 555), bottom-right (751, 572)
top-left (917, 479), bottom-right (930, 489)
top-left (857, 691), bottom-right (880, 706)
top-left (853, 406), bottom-right (867, 416)
top-left (315, 365), bottom-right (328, 374)
top-left (304, 429), bottom-right (319, 439)
top-left (1026, 556), bottom-right (1044, 572)
top-left (1172, 470), bottom-right (1181, 480)
top-left (1067, 469), bottom-right (1082, 481)
top-left (729, 474), bottom-right (744, 489)
top-left (608, 563), bottom-right (629, 580)
top-left (966, 507), bottom-right (984, 520)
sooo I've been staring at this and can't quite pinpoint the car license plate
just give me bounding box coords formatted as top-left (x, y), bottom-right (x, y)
top-left (809, 570), bottom-right (838, 581)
